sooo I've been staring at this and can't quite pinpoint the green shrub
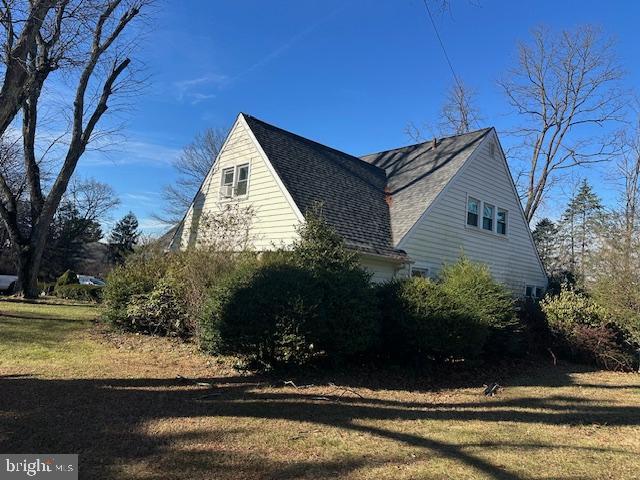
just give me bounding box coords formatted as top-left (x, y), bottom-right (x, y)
top-left (541, 287), bottom-right (638, 370)
top-left (103, 245), bottom-right (171, 328)
top-left (56, 269), bottom-right (79, 287)
top-left (54, 284), bottom-right (103, 303)
top-left (201, 259), bottom-right (379, 368)
top-left (122, 277), bottom-right (189, 336)
top-left (379, 277), bottom-right (488, 363)
top-left (377, 258), bottom-right (519, 364)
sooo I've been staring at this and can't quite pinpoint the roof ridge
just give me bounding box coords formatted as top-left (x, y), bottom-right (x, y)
top-left (360, 127), bottom-right (493, 159)
top-left (242, 113), bottom-right (386, 177)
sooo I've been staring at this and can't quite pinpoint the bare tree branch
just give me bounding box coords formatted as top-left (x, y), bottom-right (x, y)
top-left (500, 25), bottom-right (626, 222)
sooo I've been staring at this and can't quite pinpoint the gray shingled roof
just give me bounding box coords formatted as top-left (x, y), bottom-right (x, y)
top-left (243, 114), bottom-right (491, 257)
top-left (361, 128), bottom-right (492, 244)
top-left (243, 114), bottom-right (403, 259)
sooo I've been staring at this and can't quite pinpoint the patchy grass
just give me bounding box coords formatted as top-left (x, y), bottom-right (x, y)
top-left (1, 299), bottom-right (639, 479)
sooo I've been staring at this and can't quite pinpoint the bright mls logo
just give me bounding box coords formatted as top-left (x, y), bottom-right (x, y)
top-left (1, 455), bottom-right (77, 480)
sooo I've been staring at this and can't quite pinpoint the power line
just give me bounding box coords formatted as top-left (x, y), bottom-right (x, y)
top-left (420, 0), bottom-right (462, 92)
top-left (420, 0), bottom-right (482, 130)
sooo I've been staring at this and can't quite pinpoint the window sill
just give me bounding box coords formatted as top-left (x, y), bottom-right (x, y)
top-left (464, 224), bottom-right (509, 240)
top-left (218, 194), bottom-right (249, 203)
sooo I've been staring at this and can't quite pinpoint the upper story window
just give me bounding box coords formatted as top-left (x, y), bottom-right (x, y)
top-left (235, 164), bottom-right (249, 196)
top-left (467, 197), bottom-right (479, 227)
top-left (220, 163), bottom-right (250, 198)
top-left (483, 203), bottom-right (494, 231)
top-left (497, 208), bottom-right (507, 235)
top-left (466, 195), bottom-right (508, 236)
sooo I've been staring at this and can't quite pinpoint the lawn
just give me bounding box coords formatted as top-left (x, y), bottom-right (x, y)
top-left (1, 299), bottom-right (639, 479)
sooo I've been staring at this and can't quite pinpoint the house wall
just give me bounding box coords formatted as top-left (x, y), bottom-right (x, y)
top-left (175, 117), bottom-right (302, 251)
top-left (360, 255), bottom-right (398, 283)
top-left (397, 132), bottom-right (547, 295)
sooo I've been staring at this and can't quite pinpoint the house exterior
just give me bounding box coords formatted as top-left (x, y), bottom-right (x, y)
top-left (170, 113), bottom-right (547, 296)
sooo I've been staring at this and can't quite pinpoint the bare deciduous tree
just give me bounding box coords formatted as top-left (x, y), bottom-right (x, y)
top-left (155, 127), bottom-right (226, 225)
top-left (0, 0), bottom-right (58, 138)
top-left (617, 114), bottom-right (640, 243)
top-left (440, 81), bottom-right (480, 135)
top-left (500, 25), bottom-right (625, 222)
top-left (0, 0), bottom-right (150, 297)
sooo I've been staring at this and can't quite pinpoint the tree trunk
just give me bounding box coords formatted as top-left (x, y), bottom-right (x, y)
top-left (15, 245), bottom-right (41, 298)
top-left (14, 223), bottom-right (49, 299)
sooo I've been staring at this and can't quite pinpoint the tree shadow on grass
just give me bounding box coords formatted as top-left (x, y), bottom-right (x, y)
top-left (0, 367), bottom-right (638, 480)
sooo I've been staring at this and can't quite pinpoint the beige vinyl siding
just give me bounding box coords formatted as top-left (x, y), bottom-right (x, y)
top-left (360, 256), bottom-right (397, 283)
top-left (176, 117), bottom-right (301, 251)
top-left (398, 132), bottom-right (547, 294)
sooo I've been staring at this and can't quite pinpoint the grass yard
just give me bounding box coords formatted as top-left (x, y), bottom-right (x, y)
top-left (1, 299), bottom-right (639, 479)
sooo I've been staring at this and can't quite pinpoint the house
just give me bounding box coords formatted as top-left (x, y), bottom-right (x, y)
top-left (170, 113), bottom-right (547, 296)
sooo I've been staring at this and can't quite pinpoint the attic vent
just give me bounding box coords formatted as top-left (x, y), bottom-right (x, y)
top-left (489, 142), bottom-right (496, 156)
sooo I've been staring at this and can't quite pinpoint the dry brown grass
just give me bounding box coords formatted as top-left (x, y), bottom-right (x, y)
top-left (1, 299), bottom-right (639, 479)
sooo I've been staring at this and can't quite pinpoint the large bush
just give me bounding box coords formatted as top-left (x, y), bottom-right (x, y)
top-left (541, 287), bottom-right (638, 371)
top-left (103, 244), bottom-right (172, 329)
top-left (200, 208), bottom-right (380, 368)
top-left (202, 260), bottom-right (378, 368)
top-left (378, 258), bottom-right (518, 364)
top-left (379, 277), bottom-right (488, 362)
top-left (439, 258), bottom-right (522, 357)
top-left (103, 234), bottom-right (261, 337)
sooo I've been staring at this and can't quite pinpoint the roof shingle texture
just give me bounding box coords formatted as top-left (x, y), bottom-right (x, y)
top-left (244, 113), bottom-right (491, 255)
top-left (361, 128), bottom-right (492, 243)
top-left (244, 114), bottom-right (401, 258)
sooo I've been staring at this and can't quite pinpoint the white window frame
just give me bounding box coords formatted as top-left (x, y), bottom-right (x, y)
top-left (525, 285), bottom-right (544, 299)
top-left (219, 163), bottom-right (251, 200)
top-left (482, 202), bottom-right (495, 232)
top-left (410, 264), bottom-right (430, 278)
top-left (465, 194), bottom-right (508, 238)
top-left (497, 208), bottom-right (508, 235)
top-left (466, 195), bottom-right (480, 228)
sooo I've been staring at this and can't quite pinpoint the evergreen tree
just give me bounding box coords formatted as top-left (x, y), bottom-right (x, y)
top-left (532, 218), bottom-right (559, 274)
top-left (558, 180), bottom-right (606, 279)
top-left (109, 212), bottom-right (140, 264)
top-left (40, 200), bottom-right (103, 278)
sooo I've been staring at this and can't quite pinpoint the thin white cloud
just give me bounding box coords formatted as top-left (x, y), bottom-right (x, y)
top-left (82, 138), bottom-right (182, 167)
top-left (174, 73), bottom-right (227, 103)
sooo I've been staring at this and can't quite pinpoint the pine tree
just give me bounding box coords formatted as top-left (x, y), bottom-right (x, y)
top-left (558, 180), bottom-right (605, 279)
top-left (532, 218), bottom-right (559, 274)
top-left (108, 212), bottom-right (140, 264)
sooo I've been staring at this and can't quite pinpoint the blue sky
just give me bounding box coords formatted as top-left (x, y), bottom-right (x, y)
top-left (73, 0), bottom-right (640, 234)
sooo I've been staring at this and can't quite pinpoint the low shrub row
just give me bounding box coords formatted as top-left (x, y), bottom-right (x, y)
top-left (54, 284), bottom-right (103, 303)
top-left (541, 287), bottom-right (639, 371)
top-left (102, 207), bottom-right (638, 372)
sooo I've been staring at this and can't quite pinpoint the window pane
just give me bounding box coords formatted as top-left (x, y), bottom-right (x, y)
top-left (467, 198), bottom-right (479, 226)
top-left (497, 209), bottom-right (507, 235)
top-left (483, 204), bottom-right (494, 231)
top-left (235, 179), bottom-right (248, 196)
top-left (237, 164), bottom-right (249, 181)
top-left (525, 286), bottom-right (533, 297)
top-left (222, 168), bottom-right (234, 186)
top-left (535, 287), bottom-right (543, 298)
top-left (411, 267), bottom-right (428, 278)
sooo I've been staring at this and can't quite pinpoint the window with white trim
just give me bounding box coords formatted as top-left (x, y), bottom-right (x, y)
top-left (525, 285), bottom-right (545, 299)
top-left (235, 164), bottom-right (249, 196)
top-left (497, 208), bottom-right (507, 235)
top-left (482, 203), bottom-right (494, 231)
top-left (410, 266), bottom-right (429, 278)
top-left (467, 197), bottom-right (479, 227)
top-left (220, 167), bottom-right (235, 198)
top-left (220, 163), bottom-right (250, 198)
